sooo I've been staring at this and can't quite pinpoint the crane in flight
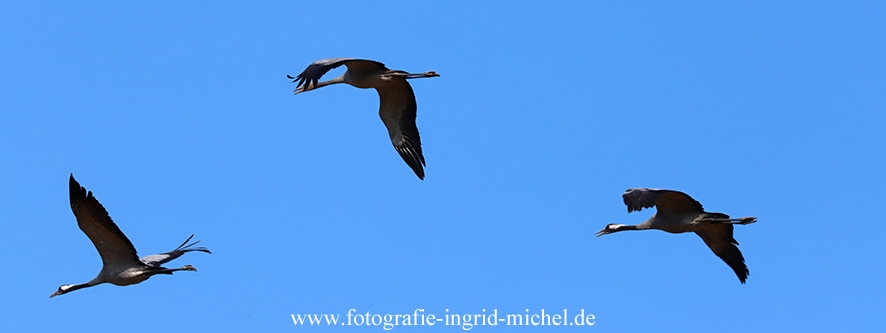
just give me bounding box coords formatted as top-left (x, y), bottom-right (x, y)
top-left (288, 58), bottom-right (439, 180)
top-left (51, 174), bottom-right (210, 298)
top-left (596, 188), bottom-right (757, 283)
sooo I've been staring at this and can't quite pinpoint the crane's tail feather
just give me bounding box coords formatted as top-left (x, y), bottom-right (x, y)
top-left (174, 234), bottom-right (212, 254)
top-left (174, 234), bottom-right (196, 250)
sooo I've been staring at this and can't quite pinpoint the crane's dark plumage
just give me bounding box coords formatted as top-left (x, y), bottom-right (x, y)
top-left (622, 188), bottom-right (704, 213)
top-left (69, 175), bottom-right (139, 266)
top-left (51, 174), bottom-right (210, 298)
top-left (597, 188), bottom-right (757, 283)
top-left (288, 58), bottom-right (438, 179)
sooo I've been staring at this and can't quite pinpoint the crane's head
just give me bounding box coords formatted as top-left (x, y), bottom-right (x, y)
top-left (50, 284), bottom-right (75, 298)
top-left (595, 223), bottom-right (626, 238)
top-left (293, 82), bottom-right (317, 95)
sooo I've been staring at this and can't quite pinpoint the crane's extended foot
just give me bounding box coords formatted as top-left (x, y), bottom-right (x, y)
top-left (696, 216), bottom-right (758, 225)
top-left (405, 71), bottom-right (440, 79)
top-left (157, 265), bottom-right (198, 274)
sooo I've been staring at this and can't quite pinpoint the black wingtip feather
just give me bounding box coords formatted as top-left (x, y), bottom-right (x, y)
top-left (395, 143), bottom-right (425, 180)
top-left (69, 174), bottom-right (87, 206)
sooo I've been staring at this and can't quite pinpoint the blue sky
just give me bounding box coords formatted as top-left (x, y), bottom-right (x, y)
top-left (1, 1), bottom-right (884, 331)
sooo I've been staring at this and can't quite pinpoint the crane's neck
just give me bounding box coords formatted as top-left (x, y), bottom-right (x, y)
top-left (51, 279), bottom-right (102, 298)
top-left (70, 281), bottom-right (98, 292)
top-left (617, 218), bottom-right (654, 232)
top-left (636, 218), bottom-right (654, 230)
top-left (613, 224), bottom-right (645, 232)
top-left (303, 75), bottom-right (345, 92)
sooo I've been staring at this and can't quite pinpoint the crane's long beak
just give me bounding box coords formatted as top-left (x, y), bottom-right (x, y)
top-left (293, 84), bottom-right (314, 95)
top-left (595, 229), bottom-right (608, 238)
top-left (49, 291), bottom-right (61, 298)
top-left (294, 82), bottom-right (317, 95)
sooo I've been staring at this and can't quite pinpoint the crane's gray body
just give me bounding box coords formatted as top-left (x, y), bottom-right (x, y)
top-left (644, 212), bottom-right (706, 234)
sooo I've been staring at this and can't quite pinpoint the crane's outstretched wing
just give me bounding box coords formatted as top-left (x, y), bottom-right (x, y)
top-left (377, 80), bottom-right (425, 179)
top-left (69, 174), bottom-right (141, 266)
top-left (622, 188), bottom-right (704, 214)
top-left (695, 222), bottom-right (749, 283)
top-left (287, 58), bottom-right (386, 90)
top-left (140, 234), bottom-right (211, 267)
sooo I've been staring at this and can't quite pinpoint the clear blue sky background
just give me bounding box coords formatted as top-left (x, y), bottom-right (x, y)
top-left (1, 1), bottom-right (884, 332)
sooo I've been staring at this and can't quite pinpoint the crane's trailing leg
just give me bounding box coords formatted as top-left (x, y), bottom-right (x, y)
top-left (406, 71), bottom-right (439, 79)
top-left (169, 265), bottom-right (197, 273)
top-left (151, 265), bottom-right (197, 276)
top-left (696, 216), bottom-right (757, 225)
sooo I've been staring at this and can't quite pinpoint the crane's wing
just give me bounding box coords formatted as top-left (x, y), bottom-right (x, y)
top-left (622, 188), bottom-right (704, 214)
top-left (377, 79), bottom-right (425, 179)
top-left (69, 174), bottom-right (141, 267)
top-left (694, 222), bottom-right (749, 283)
top-left (140, 234), bottom-right (211, 267)
top-left (287, 58), bottom-right (386, 90)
